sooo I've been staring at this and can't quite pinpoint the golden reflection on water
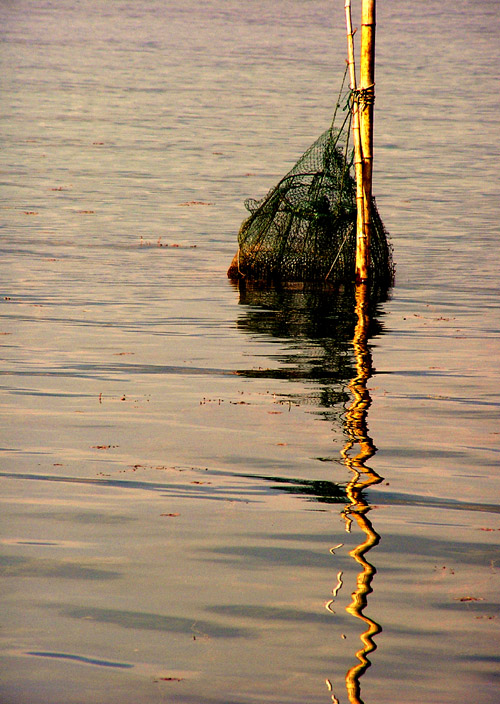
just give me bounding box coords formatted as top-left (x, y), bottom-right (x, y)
top-left (234, 279), bottom-right (385, 703)
top-left (330, 283), bottom-right (383, 704)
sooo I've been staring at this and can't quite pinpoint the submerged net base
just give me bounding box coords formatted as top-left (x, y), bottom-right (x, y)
top-left (228, 126), bottom-right (393, 285)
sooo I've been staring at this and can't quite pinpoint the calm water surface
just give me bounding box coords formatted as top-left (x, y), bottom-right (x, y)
top-left (1, 1), bottom-right (499, 703)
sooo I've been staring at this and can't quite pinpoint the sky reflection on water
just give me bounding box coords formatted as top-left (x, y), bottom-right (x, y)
top-left (1, 1), bottom-right (500, 703)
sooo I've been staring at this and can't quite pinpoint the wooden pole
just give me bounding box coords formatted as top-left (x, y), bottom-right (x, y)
top-left (344, 0), bottom-right (365, 256)
top-left (356, 0), bottom-right (376, 283)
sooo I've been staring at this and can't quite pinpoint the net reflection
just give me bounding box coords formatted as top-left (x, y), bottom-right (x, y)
top-left (235, 280), bottom-right (384, 418)
top-left (233, 280), bottom-right (387, 704)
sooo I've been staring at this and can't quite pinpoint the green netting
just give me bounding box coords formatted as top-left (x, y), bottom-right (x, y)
top-left (228, 99), bottom-right (393, 284)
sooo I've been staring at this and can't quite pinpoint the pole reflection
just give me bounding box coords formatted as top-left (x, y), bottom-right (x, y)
top-left (233, 279), bottom-right (387, 704)
top-left (330, 283), bottom-right (383, 704)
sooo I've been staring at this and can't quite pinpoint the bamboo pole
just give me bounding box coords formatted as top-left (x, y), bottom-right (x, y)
top-left (344, 0), bottom-right (365, 253)
top-left (356, 0), bottom-right (376, 283)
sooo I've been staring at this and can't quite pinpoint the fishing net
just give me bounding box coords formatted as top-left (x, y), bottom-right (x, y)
top-left (228, 88), bottom-right (393, 285)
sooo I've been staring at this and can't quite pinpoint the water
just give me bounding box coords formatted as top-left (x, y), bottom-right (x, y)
top-left (1, 1), bottom-right (499, 703)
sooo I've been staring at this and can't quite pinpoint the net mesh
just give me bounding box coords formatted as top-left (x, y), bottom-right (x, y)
top-left (228, 106), bottom-right (393, 284)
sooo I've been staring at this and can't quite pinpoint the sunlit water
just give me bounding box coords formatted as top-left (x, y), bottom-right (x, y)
top-left (1, 1), bottom-right (499, 703)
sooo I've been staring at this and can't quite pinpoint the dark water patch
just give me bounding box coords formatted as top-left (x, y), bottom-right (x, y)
top-left (392, 393), bottom-right (500, 409)
top-left (11, 389), bottom-right (94, 399)
top-left (203, 545), bottom-right (333, 569)
top-left (208, 604), bottom-right (334, 625)
top-left (229, 472), bottom-right (500, 514)
top-left (379, 447), bottom-right (467, 460)
top-left (15, 541), bottom-right (59, 546)
top-left (0, 447), bottom-right (48, 455)
top-left (235, 366), bottom-right (354, 382)
top-left (0, 313), bottom-right (230, 335)
top-left (240, 531), bottom-right (337, 543)
top-left (0, 471), bottom-right (260, 502)
top-left (235, 472), bottom-right (347, 503)
top-left (218, 530), bottom-right (500, 574)
top-left (372, 490), bottom-right (500, 515)
top-left (25, 510), bottom-right (134, 525)
top-left (218, 455), bottom-right (313, 473)
top-left (53, 604), bottom-right (253, 639)
top-left (0, 363), bottom-right (236, 382)
top-left (436, 600), bottom-right (499, 616)
top-left (378, 534), bottom-right (500, 568)
top-left (0, 555), bottom-right (120, 580)
top-left (78, 362), bottom-right (234, 376)
top-left (4, 471), bottom-right (498, 516)
top-left (0, 368), bottom-right (121, 382)
top-left (26, 651), bottom-right (133, 669)
top-left (456, 654), bottom-right (500, 664)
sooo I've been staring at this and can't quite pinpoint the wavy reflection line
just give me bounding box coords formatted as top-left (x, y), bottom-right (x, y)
top-left (326, 599), bottom-right (336, 614)
top-left (326, 678), bottom-right (340, 704)
top-left (326, 570), bottom-right (345, 614)
top-left (338, 283), bottom-right (383, 704)
top-left (333, 571), bottom-right (344, 598)
top-left (343, 510), bottom-right (381, 704)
